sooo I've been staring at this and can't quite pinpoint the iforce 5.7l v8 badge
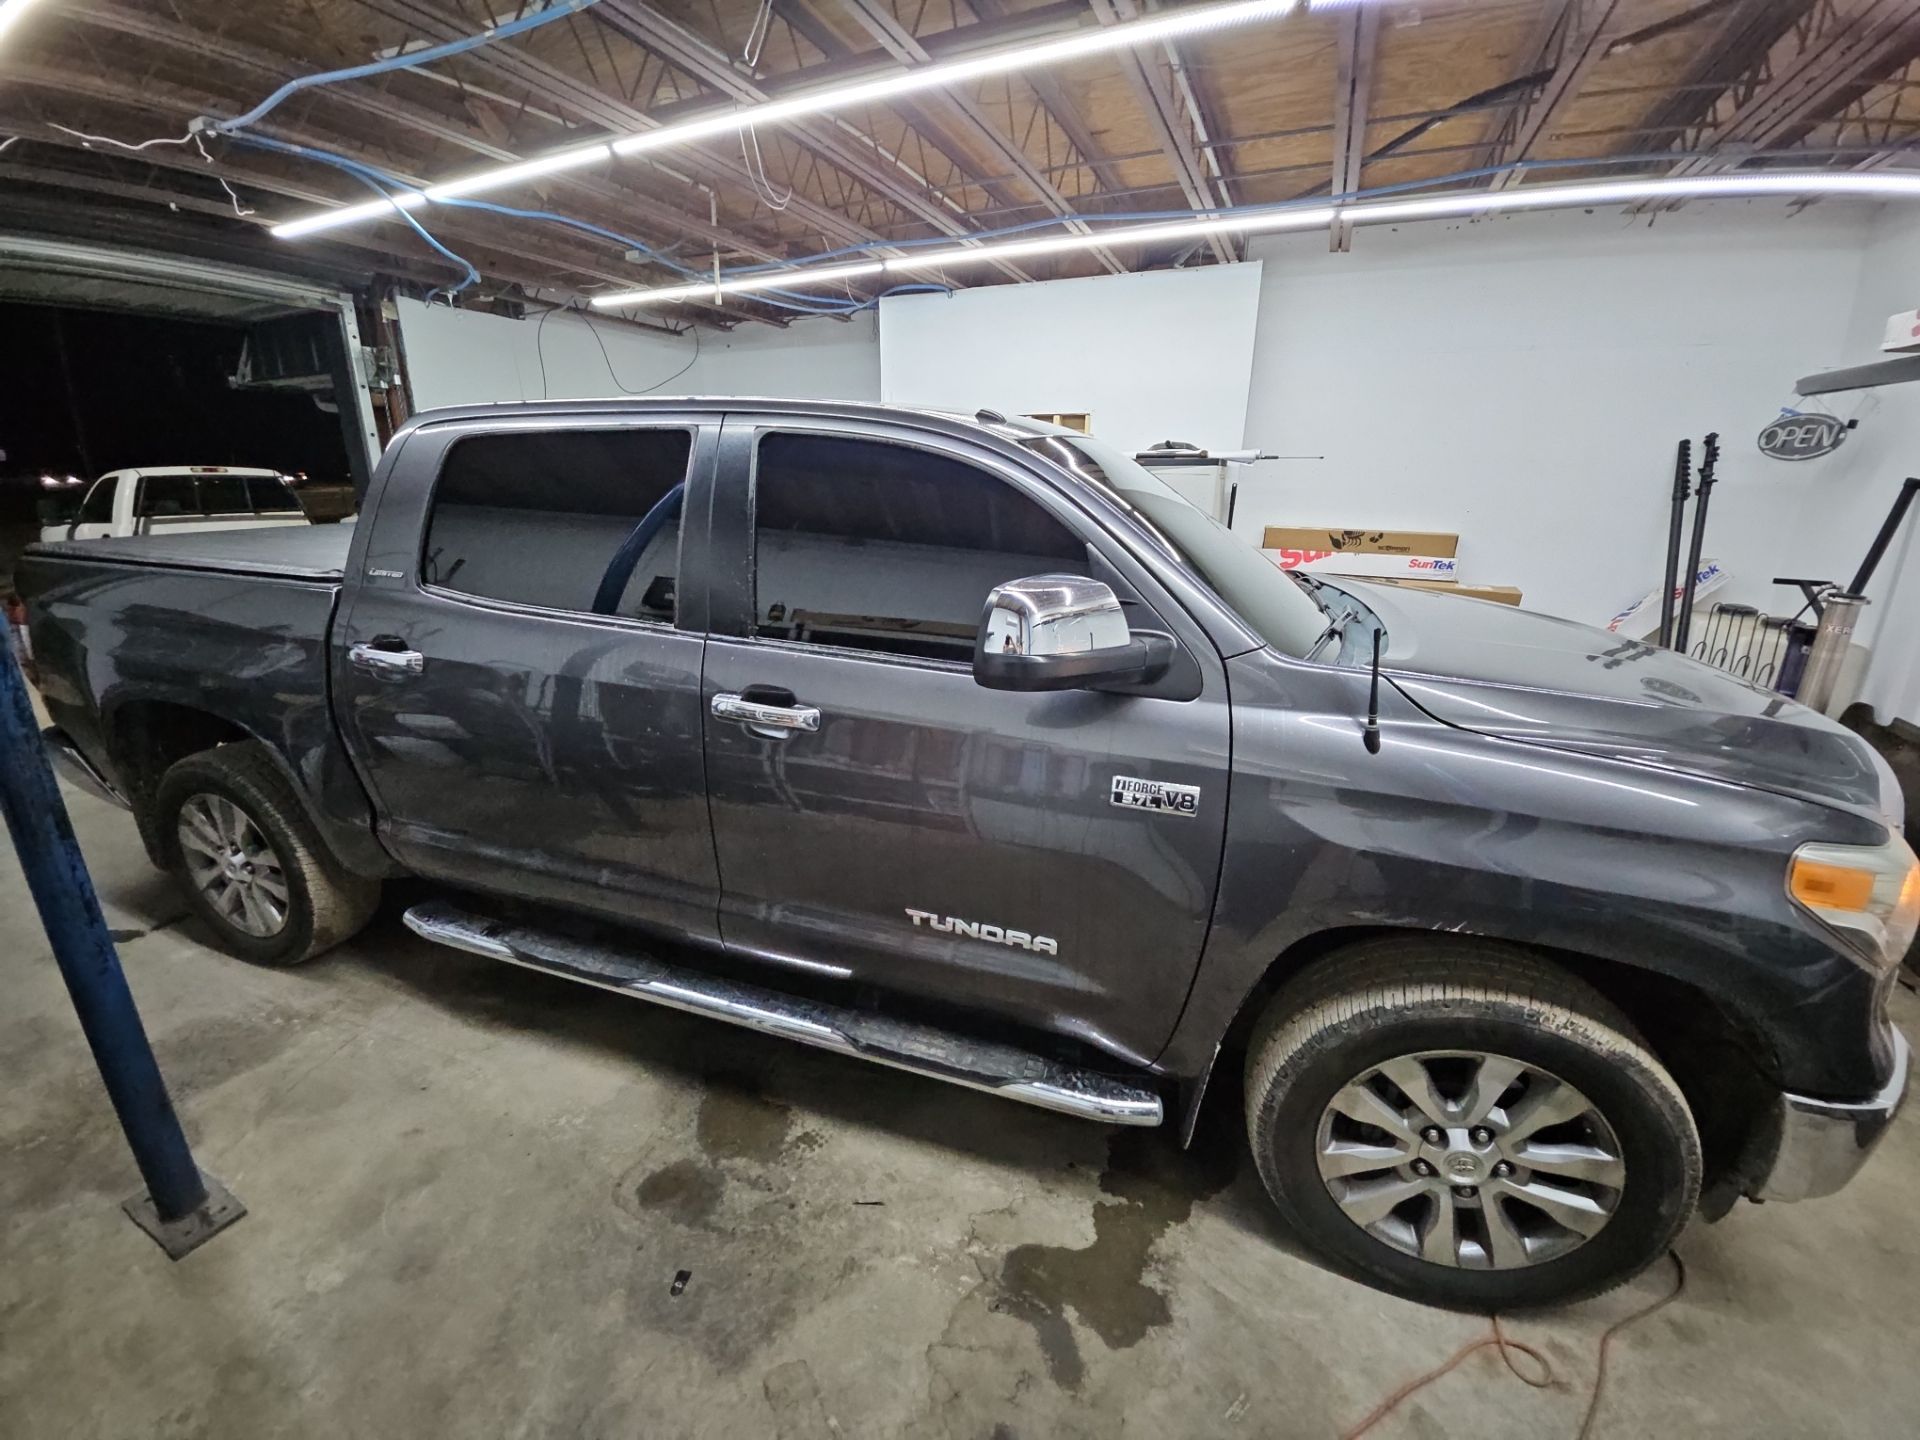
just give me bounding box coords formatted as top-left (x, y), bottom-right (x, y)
top-left (1110, 775), bottom-right (1200, 817)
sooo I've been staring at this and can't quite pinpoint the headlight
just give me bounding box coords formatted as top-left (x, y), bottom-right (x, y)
top-left (1789, 834), bottom-right (1920, 966)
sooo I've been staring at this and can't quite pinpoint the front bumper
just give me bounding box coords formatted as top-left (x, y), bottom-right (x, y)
top-left (1752, 1026), bottom-right (1910, 1202)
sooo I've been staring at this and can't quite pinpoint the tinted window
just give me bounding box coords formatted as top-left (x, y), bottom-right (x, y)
top-left (423, 428), bottom-right (693, 619)
top-left (751, 433), bottom-right (1086, 663)
top-left (135, 474), bottom-right (199, 517)
top-left (247, 475), bottom-right (302, 512)
top-left (195, 475), bottom-right (252, 514)
top-left (78, 478), bottom-right (115, 524)
top-left (1020, 433), bottom-right (1329, 658)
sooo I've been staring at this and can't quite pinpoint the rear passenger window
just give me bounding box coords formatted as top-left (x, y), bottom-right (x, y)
top-left (751, 433), bottom-right (1087, 663)
top-left (422, 428), bottom-right (692, 620)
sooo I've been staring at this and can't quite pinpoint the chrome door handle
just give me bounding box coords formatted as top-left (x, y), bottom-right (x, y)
top-left (349, 642), bottom-right (425, 676)
top-left (711, 692), bottom-right (820, 738)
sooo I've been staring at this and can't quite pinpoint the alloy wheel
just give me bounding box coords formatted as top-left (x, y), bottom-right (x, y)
top-left (1314, 1049), bottom-right (1625, 1270)
top-left (176, 793), bottom-right (290, 939)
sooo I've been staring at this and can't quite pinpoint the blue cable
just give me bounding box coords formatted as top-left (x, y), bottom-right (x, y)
top-left (225, 132), bottom-right (479, 301)
top-left (212, 2), bottom-right (600, 134)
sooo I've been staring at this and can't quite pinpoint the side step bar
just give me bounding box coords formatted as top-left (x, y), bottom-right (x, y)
top-left (402, 901), bottom-right (1163, 1127)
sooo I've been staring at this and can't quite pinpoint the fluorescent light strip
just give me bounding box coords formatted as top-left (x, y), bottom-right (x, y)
top-left (887, 206), bottom-right (1337, 271)
top-left (594, 260), bottom-right (883, 307)
top-left (271, 0), bottom-right (1299, 240)
top-left (611, 0), bottom-right (1295, 159)
top-left (590, 172), bottom-right (1920, 308)
top-left (0, 0), bottom-right (47, 47)
top-left (425, 142), bottom-right (612, 202)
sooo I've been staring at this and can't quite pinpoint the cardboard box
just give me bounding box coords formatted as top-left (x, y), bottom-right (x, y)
top-left (1263, 526), bottom-right (1459, 558)
top-left (1263, 548), bottom-right (1458, 580)
top-left (1366, 577), bottom-right (1524, 606)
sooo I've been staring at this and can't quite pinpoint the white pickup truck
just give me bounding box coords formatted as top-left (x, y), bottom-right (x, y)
top-left (43, 466), bottom-right (311, 544)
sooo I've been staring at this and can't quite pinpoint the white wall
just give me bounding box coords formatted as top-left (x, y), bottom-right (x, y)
top-left (877, 263), bottom-right (1264, 456)
top-left (396, 297), bottom-right (880, 410)
top-left (1822, 207), bottom-right (1920, 721)
top-left (1239, 201), bottom-right (1877, 629)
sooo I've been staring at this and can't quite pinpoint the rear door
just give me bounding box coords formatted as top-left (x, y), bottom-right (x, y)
top-left (699, 415), bottom-right (1232, 1064)
top-left (335, 416), bottom-right (721, 946)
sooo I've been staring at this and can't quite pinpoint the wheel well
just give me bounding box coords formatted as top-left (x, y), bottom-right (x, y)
top-left (108, 700), bottom-right (250, 815)
top-left (1219, 927), bottom-right (1777, 1212)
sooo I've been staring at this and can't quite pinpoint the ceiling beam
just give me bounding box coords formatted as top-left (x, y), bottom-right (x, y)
top-left (830, 0), bottom-right (1123, 274)
top-left (357, 0), bottom-right (897, 259)
top-left (58, 1), bottom-right (790, 272)
top-left (1664, 0), bottom-right (1920, 174)
top-left (1086, 0), bottom-right (1235, 263)
top-left (1487, 0), bottom-right (1622, 189)
top-left (585, 0), bottom-right (1032, 281)
top-left (965, 0), bottom-right (1134, 199)
top-left (1327, 3), bottom-right (1380, 252)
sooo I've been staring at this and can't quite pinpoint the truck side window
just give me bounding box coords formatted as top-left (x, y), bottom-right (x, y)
top-left (77, 478), bottom-right (115, 525)
top-left (751, 432), bottom-right (1086, 663)
top-left (422, 428), bottom-right (693, 619)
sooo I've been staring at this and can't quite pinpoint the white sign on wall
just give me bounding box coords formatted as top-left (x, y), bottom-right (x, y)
top-left (877, 263), bottom-right (1266, 456)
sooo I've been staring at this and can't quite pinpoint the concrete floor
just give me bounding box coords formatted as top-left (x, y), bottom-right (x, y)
top-left (4, 783), bottom-right (1919, 1439)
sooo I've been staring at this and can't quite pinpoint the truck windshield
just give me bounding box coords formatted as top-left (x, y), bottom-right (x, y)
top-left (1019, 433), bottom-right (1329, 657)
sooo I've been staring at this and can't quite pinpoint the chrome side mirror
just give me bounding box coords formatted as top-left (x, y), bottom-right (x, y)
top-left (973, 574), bottom-right (1173, 692)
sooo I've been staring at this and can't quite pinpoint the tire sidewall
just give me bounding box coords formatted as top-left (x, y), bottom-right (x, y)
top-left (1256, 1007), bottom-right (1697, 1310)
top-left (155, 758), bottom-right (318, 966)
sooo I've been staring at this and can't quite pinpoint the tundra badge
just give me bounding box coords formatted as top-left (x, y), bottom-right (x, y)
top-left (905, 909), bottom-right (1057, 955)
top-left (1111, 775), bottom-right (1200, 816)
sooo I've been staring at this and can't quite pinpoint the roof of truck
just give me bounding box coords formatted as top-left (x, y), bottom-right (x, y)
top-left (397, 397), bottom-right (1072, 444)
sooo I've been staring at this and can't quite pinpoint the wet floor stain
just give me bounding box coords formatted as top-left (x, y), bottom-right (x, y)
top-left (995, 1129), bottom-right (1235, 1388)
top-left (633, 1158), bottom-right (725, 1225)
top-left (696, 1074), bottom-right (795, 1164)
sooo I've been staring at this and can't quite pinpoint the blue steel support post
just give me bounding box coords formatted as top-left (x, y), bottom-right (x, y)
top-left (0, 639), bottom-right (245, 1257)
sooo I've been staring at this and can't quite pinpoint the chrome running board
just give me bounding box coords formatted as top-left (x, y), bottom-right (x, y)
top-left (402, 901), bottom-right (1163, 1127)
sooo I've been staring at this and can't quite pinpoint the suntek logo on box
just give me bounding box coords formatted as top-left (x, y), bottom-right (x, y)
top-left (1408, 558), bottom-right (1457, 572)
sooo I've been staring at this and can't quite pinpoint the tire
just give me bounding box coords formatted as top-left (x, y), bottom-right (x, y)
top-left (1243, 936), bottom-right (1700, 1310)
top-left (154, 740), bottom-right (380, 966)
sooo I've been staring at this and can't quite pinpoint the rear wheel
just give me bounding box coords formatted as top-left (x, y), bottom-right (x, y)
top-left (1244, 937), bottom-right (1700, 1310)
top-left (155, 741), bottom-right (379, 966)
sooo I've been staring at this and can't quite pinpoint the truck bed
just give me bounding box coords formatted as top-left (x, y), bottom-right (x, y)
top-left (26, 523), bottom-right (351, 580)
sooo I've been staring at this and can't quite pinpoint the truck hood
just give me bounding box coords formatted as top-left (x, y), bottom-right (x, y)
top-left (1334, 580), bottom-right (1890, 821)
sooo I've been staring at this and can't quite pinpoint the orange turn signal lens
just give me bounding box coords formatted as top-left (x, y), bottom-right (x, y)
top-left (1789, 857), bottom-right (1877, 912)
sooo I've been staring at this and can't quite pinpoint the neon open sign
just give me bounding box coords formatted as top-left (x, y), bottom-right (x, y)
top-left (1758, 412), bottom-right (1850, 461)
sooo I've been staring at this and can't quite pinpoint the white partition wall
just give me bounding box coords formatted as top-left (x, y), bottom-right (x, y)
top-left (877, 263), bottom-right (1265, 456)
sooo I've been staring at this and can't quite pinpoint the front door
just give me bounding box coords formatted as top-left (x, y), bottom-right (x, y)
top-left (700, 418), bottom-right (1232, 1064)
top-left (335, 418), bottom-right (721, 945)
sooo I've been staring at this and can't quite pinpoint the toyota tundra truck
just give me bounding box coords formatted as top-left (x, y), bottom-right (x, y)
top-left (19, 398), bottom-right (1912, 1309)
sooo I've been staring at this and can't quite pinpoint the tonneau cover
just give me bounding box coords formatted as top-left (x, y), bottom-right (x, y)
top-left (26, 524), bottom-right (350, 581)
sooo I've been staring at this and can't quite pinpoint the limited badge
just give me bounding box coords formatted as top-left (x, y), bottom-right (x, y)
top-left (1110, 775), bottom-right (1200, 817)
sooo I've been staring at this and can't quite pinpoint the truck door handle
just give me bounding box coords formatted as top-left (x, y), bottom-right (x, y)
top-left (349, 641), bottom-right (425, 677)
top-left (711, 691), bottom-right (820, 739)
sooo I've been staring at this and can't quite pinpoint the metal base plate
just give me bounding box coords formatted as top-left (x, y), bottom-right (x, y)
top-left (122, 1169), bottom-right (247, 1259)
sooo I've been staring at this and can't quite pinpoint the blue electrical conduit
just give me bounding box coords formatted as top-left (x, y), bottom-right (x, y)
top-left (210, 1), bottom-right (601, 135)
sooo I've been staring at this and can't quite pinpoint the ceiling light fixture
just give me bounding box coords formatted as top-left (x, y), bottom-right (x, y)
top-left (588, 171), bottom-right (1920, 309)
top-left (593, 260), bottom-right (884, 307)
top-left (0, 0), bottom-right (48, 46)
top-left (270, 0), bottom-right (1301, 241)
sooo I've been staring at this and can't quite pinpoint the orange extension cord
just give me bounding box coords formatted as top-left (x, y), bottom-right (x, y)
top-left (1339, 1251), bottom-right (1688, 1440)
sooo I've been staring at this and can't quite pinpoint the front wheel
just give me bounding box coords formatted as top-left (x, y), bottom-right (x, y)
top-left (155, 741), bottom-right (379, 966)
top-left (1244, 938), bottom-right (1700, 1310)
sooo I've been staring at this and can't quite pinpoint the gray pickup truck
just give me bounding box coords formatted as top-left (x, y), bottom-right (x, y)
top-left (20, 398), bottom-right (1912, 1309)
